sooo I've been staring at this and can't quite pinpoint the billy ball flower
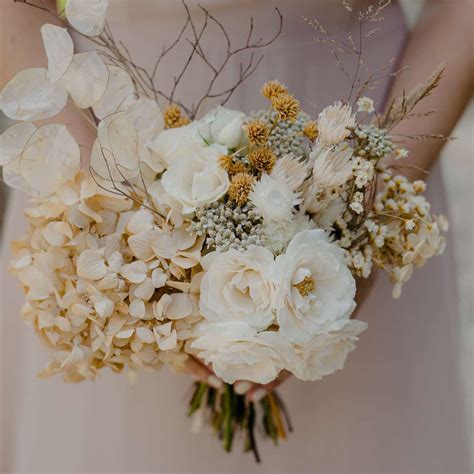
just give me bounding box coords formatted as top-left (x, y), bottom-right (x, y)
top-left (228, 172), bottom-right (255, 206)
top-left (271, 93), bottom-right (300, 122)
top-left (261, 79), bottom-right (288, 99)
top-left (244, 119), bottom-right (270, 146)
top-left (248, 146), bottom-right (276, 173)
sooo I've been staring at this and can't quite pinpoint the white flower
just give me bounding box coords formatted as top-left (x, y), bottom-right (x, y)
top-left (284, 320), bottom-right (367, 381)
top-left (271, 229), bottom-right (356, 344)
top-left (263, 211), bottom-right (314, 255)
top-left (357, 96), bottom-right (375, 113)
top-left (161, 144), bottom-right (229, 214)
top-left (199, 106), bottom-right (246, 149)
top-left (311, 143), bottom-right (354, 190)
top-left (147, 120), bottom-right (208, 170)
top-left (394, 148), bottom-right (409, 160)
top-left (317, 101), bottom-right (356, 145)
top-left (199, 246), bottom-right (276, 330)
top-left (192, 321), bottom-right (284, 384)
top-left (249, 173), bottom-right (300, 223)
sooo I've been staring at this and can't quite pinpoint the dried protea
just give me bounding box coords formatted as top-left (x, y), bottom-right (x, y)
top-left (248, 147), bottom-right (276, 173)
top-left (271, 93), bottom-right (300, 122)
top-left (261, 80), bottom-right (288, 99)
top-left (244, 119), bottom-right (270, 146)
top-left (228, 172), bottom-right (255, 206)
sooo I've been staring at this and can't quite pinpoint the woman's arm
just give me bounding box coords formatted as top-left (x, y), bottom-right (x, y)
top-left (386, 0), bottom-right (474, 179)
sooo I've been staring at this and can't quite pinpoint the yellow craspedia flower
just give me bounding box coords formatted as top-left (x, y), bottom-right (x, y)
top-left (271, 93), bottom-right (300, 122)
top-left (228, 172), bottom-right (255, 206)
top-left (248, 147), bottom-right (276, 173)
top-left (244, 119), bottom-right (270, 146)
top-left (261, 80), bottom-right (288, 100)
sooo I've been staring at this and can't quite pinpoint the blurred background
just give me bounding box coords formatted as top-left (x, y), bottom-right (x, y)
top-left (0, 0), bottom-right (472, 468)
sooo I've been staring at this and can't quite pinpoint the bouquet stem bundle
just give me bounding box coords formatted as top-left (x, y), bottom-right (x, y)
top-left (188, 382), bottom-right (293, 462)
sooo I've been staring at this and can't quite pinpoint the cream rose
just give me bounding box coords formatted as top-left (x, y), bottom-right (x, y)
top-left (161, 143), bottom-right (229, 214)
top-left (271, 229), bottom-right (356, 344)
top-left (199, 246), bottom-right (276, 330)
top-left (198, 106), bottom-right (246, 149)
top-left (283, 320), bottom-right (367, 381)
top-left (192, 321), bottom-right (285, 384)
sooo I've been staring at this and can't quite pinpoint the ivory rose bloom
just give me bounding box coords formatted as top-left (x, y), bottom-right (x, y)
top-left (199, 246), bottom-right (276, 330)
top-left (161, 144), bottom-right (229, 214)
top-left (192, 321), bottom-right (285, 384)
top-left (284, 320), bottom-right (367, 381)
top-left (272, 229), bottom-right (356, 344)
top-left (199, 106), bottom-right (246, 149)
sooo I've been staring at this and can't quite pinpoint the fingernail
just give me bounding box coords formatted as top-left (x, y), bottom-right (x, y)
top-left (234, 381), bottom-right (252, 395)
top-left (207, 375), bottom-right (223, 390)
top-left (250, 388), bottom-right (267, 403)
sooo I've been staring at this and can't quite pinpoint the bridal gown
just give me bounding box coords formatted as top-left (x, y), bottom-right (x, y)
top-left (1, 1), bottom-right (470, 472)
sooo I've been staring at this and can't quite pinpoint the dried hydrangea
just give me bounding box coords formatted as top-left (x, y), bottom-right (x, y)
top-left (251, 109), bottom-right (312, 159)
top-left (191, 201), bottom-right (265, 252)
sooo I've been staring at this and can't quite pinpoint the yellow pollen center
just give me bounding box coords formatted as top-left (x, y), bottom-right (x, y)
top-left (294, 276), bottom-right (315, 297)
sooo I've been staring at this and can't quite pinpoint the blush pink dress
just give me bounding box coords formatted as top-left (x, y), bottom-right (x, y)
top-left (1, 1), bottom-right (470, 472)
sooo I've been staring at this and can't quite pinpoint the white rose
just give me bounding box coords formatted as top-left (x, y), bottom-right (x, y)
top-left (199, 246), bottom-right (276, 330)
top-left (147, 120), bottom-right (205, 169)
top-left (271, 229), bottom-right (356, 344)
top-left (199, 106), bottom-right (246, 149)
top-left (284, 320), bottom-right (367, 381)
top-left (192, 321), bottom-right (285, 384)
top-left (161, 144), bottom-right (229, 214)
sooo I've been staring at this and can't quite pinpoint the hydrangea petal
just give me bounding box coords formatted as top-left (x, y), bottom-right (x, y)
top-left (40, 24), bottom-right (74, 83)
top-left (77, 250), bottom-right (107, 280)
top-left (1, 68), bottom-right (68, 121)
top-left (65, 0), bottom-right (109, 37)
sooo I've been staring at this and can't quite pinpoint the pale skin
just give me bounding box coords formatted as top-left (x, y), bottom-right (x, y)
top-left (1, 0), bottom-right (473, 400)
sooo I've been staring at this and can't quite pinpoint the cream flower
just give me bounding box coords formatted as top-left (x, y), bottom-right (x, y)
top-left (357, 96), bottom-right (375, 114)
top-left (249, 173), bottom-right (300, 223)
top-left (284, 320), bottom-right (367, 381)
top-left (199, 106), bottom-right (246, 149)
top-left (192, 321), bottom-right (284, 384)
top-left (310, 143), bottom-right (354, 190)
top-left (317, 101), bottom-right (356, 145)
top-left (161, 143), bottom-right (229, 214)
top-left (199, 246), bottom-right (276, 330)
top-left (271, 229), bottom-right (356, 344)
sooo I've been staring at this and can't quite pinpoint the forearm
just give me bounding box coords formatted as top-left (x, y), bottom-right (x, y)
top-left (385, 0), bottom-right (474, 179)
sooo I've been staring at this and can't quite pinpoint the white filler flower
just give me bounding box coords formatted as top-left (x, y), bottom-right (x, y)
top-left (271, 229), bottom-right (356, 344)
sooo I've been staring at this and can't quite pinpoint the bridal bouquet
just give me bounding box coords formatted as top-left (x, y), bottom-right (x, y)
top-left (1, 0), bottom-right (448, 462)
